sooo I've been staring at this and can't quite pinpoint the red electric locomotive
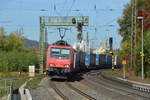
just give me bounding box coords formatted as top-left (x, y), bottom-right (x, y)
top-left (46, 40), bottom-right (75, 78)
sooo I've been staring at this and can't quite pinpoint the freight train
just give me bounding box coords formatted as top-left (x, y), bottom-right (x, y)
top-left (46, 40), bottom-right (120, 78)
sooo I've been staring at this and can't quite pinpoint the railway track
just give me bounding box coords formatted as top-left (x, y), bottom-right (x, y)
top-left (65, 82), bottom-right (96, 100)
top-left (49, 81), bottom-right (69, 100)
top-left (85, 70), bottom-right (150, 100)
top-left (49, 79), bottom-right (96, 100)
top-left (47, 70), bottom-right (150, 100)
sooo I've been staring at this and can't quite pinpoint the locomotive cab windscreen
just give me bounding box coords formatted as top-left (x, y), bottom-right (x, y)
top-left (51, 48), bottom-right (70, 59)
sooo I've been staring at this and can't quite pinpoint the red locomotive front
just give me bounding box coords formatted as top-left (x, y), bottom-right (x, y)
top-left (46, 40), bottom-right (74, 78)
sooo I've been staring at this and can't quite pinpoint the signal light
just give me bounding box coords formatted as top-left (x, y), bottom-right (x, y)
top-left (109, 37), bottom-right (113, 44)
top-left (109, 37), bottom-right (113, 51)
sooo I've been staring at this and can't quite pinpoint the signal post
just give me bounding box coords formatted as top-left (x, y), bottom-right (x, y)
top-left (122, 60), bottom-right (126, 79)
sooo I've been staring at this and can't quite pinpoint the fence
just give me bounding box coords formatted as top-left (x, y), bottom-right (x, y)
top-left (0, 79), bottom-right (13, 100)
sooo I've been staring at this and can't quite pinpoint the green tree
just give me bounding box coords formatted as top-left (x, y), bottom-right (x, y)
top-left (0, 27), bottom-right (39, 72)
top-left (0, 27), bottom-right (5, 51)
top-left (118, 0), bottom-right (150, 77)
top-left (5, 33), bottom-right (23, 51)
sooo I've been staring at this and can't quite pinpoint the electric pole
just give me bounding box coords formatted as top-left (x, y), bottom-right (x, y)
top-left (133, 0), bottom-right (137, 70)
top-left (131, 0), bottom-right (137, 70)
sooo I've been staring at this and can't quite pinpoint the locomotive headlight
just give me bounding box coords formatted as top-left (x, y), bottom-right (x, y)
top-left (64, 65), bottom-right (69, 68)
top-left (49, 64), bottom-right (54, 67)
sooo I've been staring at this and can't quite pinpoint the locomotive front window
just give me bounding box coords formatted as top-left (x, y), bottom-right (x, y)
top-left (61, 49), bottom-right (70, 55)
top-left (51, 48), bottom-right (70, 59)
top-left (51, 48), bottom-right (61, 55)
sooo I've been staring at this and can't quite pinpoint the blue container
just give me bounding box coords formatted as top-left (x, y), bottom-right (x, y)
top-left (108, 56), bottom-right (112, 66)
top-left (96, 54), bottom-right (99, 65)
top-left (90, 54), bottom-right (96, 66)
top-left (99, 54), bottom-right (106, 66)
top-left (105, 55), bottom-right (108, 65)
top-left (85, 53), bottom-right (90, 66)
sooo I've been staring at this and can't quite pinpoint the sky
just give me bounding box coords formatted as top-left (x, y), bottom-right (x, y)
top-left (0, 0), bottom-right (131, 49)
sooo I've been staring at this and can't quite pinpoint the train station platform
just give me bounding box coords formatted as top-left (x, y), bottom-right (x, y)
top-left (116, 77), bottom-right (150, 92)
top-left (116, 77), bottom-right (150, 87)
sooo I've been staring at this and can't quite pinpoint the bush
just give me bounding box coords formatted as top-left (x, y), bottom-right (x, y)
top-left (146, 71), bottom-right (150, 77)
top-left (0, 28), bottom-right (39, 72)
top-left (135, 33), bottom-right (150, 77)
top-left (0, 50), bottom-right (39, 72)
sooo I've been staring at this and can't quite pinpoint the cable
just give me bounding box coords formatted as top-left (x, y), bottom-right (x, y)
top-left (61, 0), bottom-right (68, 15)
top-left (49, 0), bottom-right (52, 16)
top-left (66, 0), bottom-right (76, 16)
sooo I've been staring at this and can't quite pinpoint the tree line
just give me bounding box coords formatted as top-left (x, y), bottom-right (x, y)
top-left (117, 0), bottom-right (150, 77)
top-left (0, 27), bottom-right (39, 72)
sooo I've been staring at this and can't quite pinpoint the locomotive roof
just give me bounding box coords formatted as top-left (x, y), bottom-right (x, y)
top-left (52, 40), bottom-right (71, 46)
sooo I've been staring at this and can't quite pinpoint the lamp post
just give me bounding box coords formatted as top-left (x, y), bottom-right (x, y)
top-left (137, 16), bottom-right (144, 80)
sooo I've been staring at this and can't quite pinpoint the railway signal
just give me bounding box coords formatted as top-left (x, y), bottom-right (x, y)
top-left (122, 60), bottom-right (126, 78)
top-left (112, 55), bottom-right (115, 71)
top-left (109, 37), bottom-right (113, 51)
top-left (140, 52), bottom-right (144, 57)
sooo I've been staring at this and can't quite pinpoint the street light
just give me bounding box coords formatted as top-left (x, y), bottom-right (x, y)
top-left (137, 16), bottom-right (144, 80)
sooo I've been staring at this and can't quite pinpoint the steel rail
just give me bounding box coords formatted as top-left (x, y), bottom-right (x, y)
top-left (86, 71), bottom-right (150, 99)
top-left (65, 82), bottom-right (96, 100)
top-left (49, 81), bottom-right (69, 100)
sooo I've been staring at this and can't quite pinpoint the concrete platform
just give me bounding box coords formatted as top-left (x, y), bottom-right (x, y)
top-left (101, 72), bottom-right (150, 93)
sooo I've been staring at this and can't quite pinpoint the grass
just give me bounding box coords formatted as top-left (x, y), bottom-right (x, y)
top-left (102, 69), bottom-right (150, 83)
top-left (0, 72), bottom-right (46, 98)
top-left (0, 89), bottom-right (9, 97)
top-left (0, 72), bottom-right (29, 78)
top-left (0, 72), bottom-right (45, 90)
top-left (25, 74), bottom-right (45, 90)
top-left (0, 80), bottom-right (10, 87)
top-left (13, 78), bottom-right (29, 90)
top-left (0, 80), bottom-right (11, 97)
top-left (0, 72), bottom-right (29, 98)
top-left (102, 69), bottom-right (123, 77)
top-left (0, 72), bottom-right (29, 90)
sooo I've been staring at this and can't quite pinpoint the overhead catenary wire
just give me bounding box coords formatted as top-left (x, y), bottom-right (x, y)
top-left (0, 8), bottom-right (123, 12)
top-left (61, 0), bottom-right (68, 15)
top-left (49, 0), bottom-right (51, 16)
top-left (0, 0), bottom-right (126, 50)
top-left (66, 0), bottom-right (76, 16)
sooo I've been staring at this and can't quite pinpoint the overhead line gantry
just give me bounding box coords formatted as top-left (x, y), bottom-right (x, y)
top-left (39, 16), bottom-right (89, 73)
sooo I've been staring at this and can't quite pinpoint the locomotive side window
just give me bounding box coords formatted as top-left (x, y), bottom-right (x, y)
top-left (51, 48), bottom-right (70, 59)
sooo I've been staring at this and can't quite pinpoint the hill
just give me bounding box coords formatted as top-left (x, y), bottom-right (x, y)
top-left (22, 38), bottom-right (39, 48)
